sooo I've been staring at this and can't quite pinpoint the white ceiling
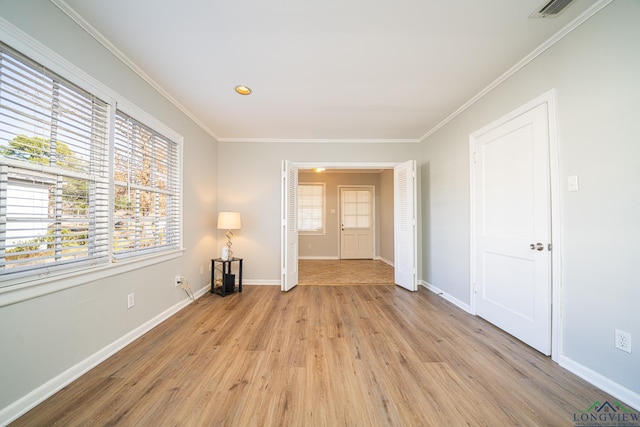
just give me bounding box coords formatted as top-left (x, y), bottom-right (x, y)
top-left (58, 0), bottom-right (599, 142)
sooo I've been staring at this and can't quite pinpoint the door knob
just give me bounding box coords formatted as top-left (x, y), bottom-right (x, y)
top-left (530, 243), bottom-right (544, 251)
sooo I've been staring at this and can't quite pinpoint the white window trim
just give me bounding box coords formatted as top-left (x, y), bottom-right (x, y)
top-left (112, 101), bottom-right (184, 258)
top-left (0, 18), bottom-right (184, 307)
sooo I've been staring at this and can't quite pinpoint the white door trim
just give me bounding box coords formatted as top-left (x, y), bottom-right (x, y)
top-left (469, 90), bottom-right (562, 362)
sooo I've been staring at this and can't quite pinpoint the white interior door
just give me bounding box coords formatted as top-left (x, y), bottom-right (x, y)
top-left (394, 160), bottom-right (417, 291)
top-left (281, 160), bottom-right (298, 291)
top-left (472, 102), bottom-right (551, 355)
top-left (340, 187), bottom-right (374, 259)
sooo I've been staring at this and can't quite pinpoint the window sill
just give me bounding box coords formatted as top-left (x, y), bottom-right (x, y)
top-left (0, 248), bottom-right (185, 308)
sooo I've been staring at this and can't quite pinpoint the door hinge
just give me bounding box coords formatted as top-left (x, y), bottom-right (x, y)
top-left (548, 243), bottom-right (553, 251)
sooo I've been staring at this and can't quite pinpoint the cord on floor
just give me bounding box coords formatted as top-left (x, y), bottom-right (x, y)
top-left (181, 279), bottom-right (196, 303)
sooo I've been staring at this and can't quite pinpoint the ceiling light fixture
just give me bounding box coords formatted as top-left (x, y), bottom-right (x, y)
top-left (235, 85), bottom-right (252, 95)
top-left (313, 168), bottom-right (325, 173)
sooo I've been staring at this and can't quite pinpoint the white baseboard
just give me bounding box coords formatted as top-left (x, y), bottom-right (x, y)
top-left (243, 280), bottom-right (280, 286)
top-left (299, 256), bottom-right (394, 266)
top-left (558, 355), bottom-right (640, 411)
top-left (377, 256), bottom-right (394, 267)
top-left (420, 280), bottom-right (472, 313)
top-left (420, 280), bottom-right (640, 412)
top-left (420, 279), bottom-right (640, 412)
top-left (0, 291), bottom-right (206, 426)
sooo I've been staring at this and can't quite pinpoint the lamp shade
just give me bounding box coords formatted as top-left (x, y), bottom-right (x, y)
top-left (217, 212), bottom-right (241, 230)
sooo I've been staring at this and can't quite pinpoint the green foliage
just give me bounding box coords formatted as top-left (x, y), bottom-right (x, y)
top-left (5, 228), bottom-right (89, 261)
top-left (1, 134), bottom-right (90, 212)
top-left (0, 134), bottom-right (75, 168)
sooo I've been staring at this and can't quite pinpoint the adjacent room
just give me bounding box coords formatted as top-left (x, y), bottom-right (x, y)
top-left (0, 0), bottom-right (638, 425)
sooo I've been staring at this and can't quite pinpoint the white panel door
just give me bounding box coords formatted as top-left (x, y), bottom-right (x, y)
top-left (281, 161), bottom-right (298, 291)
top-left (394, 160), bottom-right (417, 291)
top-left (340, 187), bottom-right (374, 259)
top-left (473, 103), bottom-right (551, 355)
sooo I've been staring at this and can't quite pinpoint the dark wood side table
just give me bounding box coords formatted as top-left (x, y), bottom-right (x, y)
top-left (211, 257), bottom-right (243, 296)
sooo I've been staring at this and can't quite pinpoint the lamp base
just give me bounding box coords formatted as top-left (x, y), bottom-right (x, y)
top-left (225, 229), bottom-right (234, 259)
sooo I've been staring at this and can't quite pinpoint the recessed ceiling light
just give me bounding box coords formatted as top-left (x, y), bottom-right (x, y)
top-left (313, 168), bottom-right (325, 173)
top-left (235, 85), bottom-right (252, 95)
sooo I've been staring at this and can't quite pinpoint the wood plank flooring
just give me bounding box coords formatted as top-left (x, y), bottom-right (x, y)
top-left (12, 285), bottom-right (621, 426)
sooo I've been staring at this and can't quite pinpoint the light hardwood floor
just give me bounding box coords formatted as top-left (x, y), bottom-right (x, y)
top-left (12, 285), bottom-right (621, 426)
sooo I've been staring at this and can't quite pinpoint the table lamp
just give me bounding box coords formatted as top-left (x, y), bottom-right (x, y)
top-left (217, 211), bottom-right (241, 260)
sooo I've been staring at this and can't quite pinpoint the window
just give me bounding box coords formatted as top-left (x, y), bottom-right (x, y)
top-left (298, 183), bottom-right (325, 233)
top-left (342, 189), bottom-right (371, 228)
top-left (0, 42), bottom-right (110, 282)
top-left (113, 111), bottom-right (181, 258)
top-left (0, 41), bottom-right (182, 287)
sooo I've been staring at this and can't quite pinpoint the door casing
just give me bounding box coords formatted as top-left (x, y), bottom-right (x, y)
top-left (469, 90), bottom-right (562, 362)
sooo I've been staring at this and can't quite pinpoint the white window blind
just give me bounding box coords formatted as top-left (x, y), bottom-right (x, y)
top-left (113, 110), bottom-right (180, 258)
top-left (0, 42), bottom-right (110, 282)
top-left (298, 183), bottom-right (325, 233)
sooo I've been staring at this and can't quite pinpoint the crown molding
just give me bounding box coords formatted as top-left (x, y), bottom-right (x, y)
top-left (217, 137), bottom-right (420, 144)
top-left (50, 0), bottom-right (221, 142)
top-left (50, 0), bottom-right (613, 145)
top-left (419, 0), bottom-right (614, 142)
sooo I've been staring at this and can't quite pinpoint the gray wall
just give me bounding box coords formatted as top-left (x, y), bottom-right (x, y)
top-left (298, 171), bottom-right (394, 263)
top-left (421, 0), bottom-right (639, 401)
top-left (0, 0), bottom-right (219, 418)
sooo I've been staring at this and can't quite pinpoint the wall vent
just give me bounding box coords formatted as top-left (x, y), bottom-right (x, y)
top-left (529, 0), bottom-right (575, 18)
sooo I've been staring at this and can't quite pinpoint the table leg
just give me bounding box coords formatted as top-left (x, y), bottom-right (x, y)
top-left (210, 260), bottom-right (215, 293)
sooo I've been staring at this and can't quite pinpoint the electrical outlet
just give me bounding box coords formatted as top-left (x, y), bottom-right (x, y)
top-left (615, 329), bottom-right (632, 354)
top-left (175, 275), bottom-right (183, 287)
top-left (127, 293), bottom-right (135, 308)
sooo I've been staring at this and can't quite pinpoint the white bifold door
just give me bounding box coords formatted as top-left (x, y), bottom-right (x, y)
top-left (394, 160), bottom-right (417, 291)
top-left (281, 161), bottom-right (298, 292)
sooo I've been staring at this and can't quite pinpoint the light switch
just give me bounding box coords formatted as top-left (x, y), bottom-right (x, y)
top-left (330, 209), bottom-right (336, 214)
top-left (567, 175), bottom-right (579, 192)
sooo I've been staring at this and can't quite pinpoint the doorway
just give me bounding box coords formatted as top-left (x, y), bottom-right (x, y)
top-left (281, 161), bottom-right (417, 292)
top-left (470, 91), bottom-right (560, 359)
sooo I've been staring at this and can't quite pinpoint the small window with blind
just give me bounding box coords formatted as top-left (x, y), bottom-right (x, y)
top-left (0, 42), bottom-right (110, 283)
top-left (298, 183), bottom-right (325, 234)
top-left (113, 111), bottom-right (181, 258)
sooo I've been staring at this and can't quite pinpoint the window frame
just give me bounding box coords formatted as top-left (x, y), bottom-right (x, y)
top-left (112, 104), bottom-right (183, 260)
top-left (0, 25), bottom-right (184, 302)
top-left (298, 182), bottom-right (326, 235)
